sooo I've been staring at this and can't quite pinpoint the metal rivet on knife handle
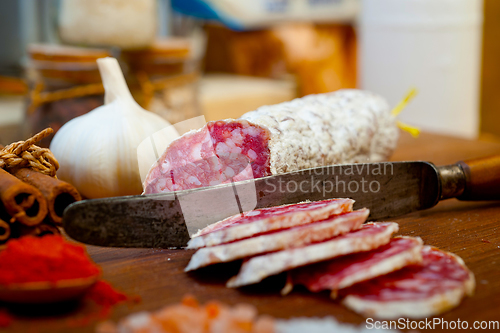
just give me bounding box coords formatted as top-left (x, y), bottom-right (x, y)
top-left (437, 164), bottom-right (466, 200)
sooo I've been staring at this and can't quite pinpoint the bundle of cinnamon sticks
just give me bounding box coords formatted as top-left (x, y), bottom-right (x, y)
top-left (0, 129), bottom-right (81, 247)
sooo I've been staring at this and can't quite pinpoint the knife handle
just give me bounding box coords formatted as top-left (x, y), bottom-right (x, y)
top-left (457, 155), bottom-right (500, 201)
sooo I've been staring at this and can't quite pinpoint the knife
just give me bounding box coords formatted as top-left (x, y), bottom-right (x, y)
top-left (63, 156), bottom-right (500, 248)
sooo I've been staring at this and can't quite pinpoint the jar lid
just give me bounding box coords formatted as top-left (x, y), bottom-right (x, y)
top-left (123, 38), bottom-right (191, 61)
top-left (28, 44), bottom-right (111, 63)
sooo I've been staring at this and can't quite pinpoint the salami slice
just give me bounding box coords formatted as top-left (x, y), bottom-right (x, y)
top-left (341, 246), bottom-right (475, 319)
top-left (284, 237), bottom-right (423, 295)
top-left (143, 90), bottom-right (398, 193)
top-left (187, 198), bottom-right (354, 249)
top-left (226, 222), bottom-right (399, 288)
top-left (185, 209), bottom-right (369, 272)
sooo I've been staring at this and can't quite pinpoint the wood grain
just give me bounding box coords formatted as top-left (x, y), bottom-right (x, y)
top-left (4, 131), bottom-right (500, 332)
top-left (480, 0), bottom-right (500, 137)
top-left (458, 155), bottom-right (500, 200)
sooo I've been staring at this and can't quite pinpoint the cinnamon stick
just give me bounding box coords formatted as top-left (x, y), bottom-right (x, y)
top-left (0, 168), bottom-right (47, 226)
top-left (12, 168), bottom-right (81, 225)
top-left (0, 219), bottom-right (10, 242)
top-left (18, 219), bottom-right (60, 237)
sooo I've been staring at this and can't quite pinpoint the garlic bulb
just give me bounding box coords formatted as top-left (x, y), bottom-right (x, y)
top-left (50, 57), bottom-right (178, 198)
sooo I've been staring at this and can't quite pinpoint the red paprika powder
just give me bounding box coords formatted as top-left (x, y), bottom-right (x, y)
top-left (0, 235), bottom-right (138, 328)
top-left (0, 310), bottom-right (13, 328)
top-left (86, 280), bottom-right (129, 307)
top-left (0, 235), bottom-right (100, 285)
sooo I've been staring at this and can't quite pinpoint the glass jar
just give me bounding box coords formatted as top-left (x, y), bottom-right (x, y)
top-left (24, 44), bottom-right (112, 147)
top-left (122, 38), bottom-right (201, 125)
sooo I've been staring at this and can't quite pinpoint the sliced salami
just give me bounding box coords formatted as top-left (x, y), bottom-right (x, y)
top-left (185, 209), bottom-right (369, 272)
top-left (143, 90), bottom-right (398, 193)
top-left (226, 222), bottom-right (399, 288)
top-left (284, 237), bottom-right (423, 295)
top-left (187, 198), bottom-right (354, 249)
top-left (341, 246), bottom-right (475, 319)
top-left (144, 120), bottom-right (271, 193)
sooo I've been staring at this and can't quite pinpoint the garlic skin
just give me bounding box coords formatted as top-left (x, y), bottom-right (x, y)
top-left (50, 57), bottom-right (178, 198)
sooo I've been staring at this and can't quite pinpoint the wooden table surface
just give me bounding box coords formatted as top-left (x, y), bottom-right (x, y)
top-left (5, 132), bottom-right (500, 332)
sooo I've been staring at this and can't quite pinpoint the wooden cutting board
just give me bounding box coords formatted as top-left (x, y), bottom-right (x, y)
top-left (6, 131), bottom-right (500, 332)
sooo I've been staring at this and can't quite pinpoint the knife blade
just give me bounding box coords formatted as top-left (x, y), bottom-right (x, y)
top-left (63, 155), bottom-right (500, 248)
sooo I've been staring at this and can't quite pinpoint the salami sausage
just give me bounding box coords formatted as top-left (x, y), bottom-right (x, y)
top-left (226, 222), bottom-right (399, 288)
top-left (284, 237), bottom-right (423, 295)
top-left (187, 198), bottom-right (354, 249)
top-left (185, 209), bottom-right (369, 272)
top-left (143, 90), bottom-right (398, 193)
top-left (143, 120), bottom-right (271, 192)
top-left (341, 246), bottom-right (475, 319)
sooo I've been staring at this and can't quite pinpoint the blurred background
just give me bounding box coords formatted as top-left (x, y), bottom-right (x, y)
top-left (0, 0), bottom-right (498, 147)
